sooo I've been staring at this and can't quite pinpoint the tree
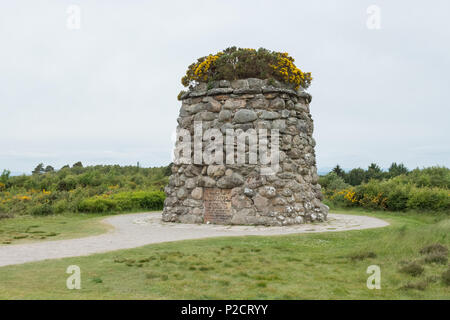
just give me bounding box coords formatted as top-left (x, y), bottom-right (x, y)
top-left (346, 168), bottom-right (366, 186)
top-left (164, 163), bottom-right (173, 176)
top-left (319, 172), bottom-right (349, 191)
top-left (32, 163), bottom-right (45, 175)
top-left (332, 164), bottom-right (345, 178)
top-left (366, 163), bottom-right (383, 180)
top-left (72, 161), bottom-right (83, 168)
top-left (44, 165), bottom-right (55, 173)
top-left (388, 162), bottom-right (408, 178)
top-left (0, 169), bottom-right (10, 184)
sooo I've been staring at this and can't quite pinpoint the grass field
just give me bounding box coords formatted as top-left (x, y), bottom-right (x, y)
top-left (0, 214), bottom-right (111, 245)
top-left (0, 209), bottom-right (449, 299)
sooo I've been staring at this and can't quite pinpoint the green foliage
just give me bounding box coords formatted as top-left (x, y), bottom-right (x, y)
top-left (78, 197), bottom-right (118, 213)
top-left (29, 203), bottom-right (54, 216)
top-left (442, 269), bottom-right (450, 286)
top-left (423, 252), bottom-right (448, 265)
top-left (331, 165), bottom-right (345, 178)
top-left (366, 163), bottom-right (383, 180)
top-left (318, 172), bottom-right (349, 197)
top-left (322, 165), bottom-right (450, 213)
top-left (384, 182), bottom-right (411, 211)
top-left (0, 164), bottom-right (170, 215)
top-left (181, 47), bottom-right (312, 90)
top-left (407, 166), bottom-right (450, 188)
top-left (1, 170), bottom-right (10, 184)
top-left (419, 244), bottom-right (448, 255)
top-left (388, 162), bottom-right (409, 178)
top-left (407, 187), bottom-right (449, 211)
top-left (32, 163), bottom-right (44, 175)
top-left (78, 190), bottom-right (165, 213)
top-left (399, 261), bottom-right (424, 277)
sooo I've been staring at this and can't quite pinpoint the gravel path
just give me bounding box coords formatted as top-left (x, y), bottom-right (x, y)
top-left (0, 212), bottom-right (389, 267)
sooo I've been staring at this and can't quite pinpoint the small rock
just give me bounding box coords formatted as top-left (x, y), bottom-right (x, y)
top-left (198, 176), bottom-right (216, 187)
top-left (258, 110), bottom-right (280, 120)
top-left (223, 99), bottom-right (245, 110)
top-left (271, 97), bottom-right (285, 109)
top-left (259, 186), bottom-right (277, 198)
top-left (233, 109), bottom-right (257, 123)
top-left (243, 188), bottom-right (255, 197)
top-left (207, 165), bottom-right (226, 177)
top-left (218, 110), bottom-right (232, 121)
top-left (191, 187), bottom-right (203, 200)
top-left (217, 173), bottom-right (244, 188)
top-left (230, 79), bottom-right (249, 89)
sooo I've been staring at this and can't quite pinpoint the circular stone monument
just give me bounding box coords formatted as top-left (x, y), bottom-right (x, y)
top-left (163, 77), bottom-right (329, 226)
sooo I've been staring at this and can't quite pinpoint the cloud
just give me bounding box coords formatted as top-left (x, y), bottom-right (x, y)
top-left (0, 0), bottom-right (449, 172)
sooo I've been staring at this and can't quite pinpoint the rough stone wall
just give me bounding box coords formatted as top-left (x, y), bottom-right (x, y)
top-left (163, 78), bottom-right (328, 226)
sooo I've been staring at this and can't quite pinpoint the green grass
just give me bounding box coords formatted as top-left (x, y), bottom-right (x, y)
top-left (0, 214), bottom-right (112, 245)
top-left (0, 209), bottom-right (449, 299)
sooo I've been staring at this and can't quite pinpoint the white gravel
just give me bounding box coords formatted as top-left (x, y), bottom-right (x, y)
top-left (0, 212), bottom-right (389, 267)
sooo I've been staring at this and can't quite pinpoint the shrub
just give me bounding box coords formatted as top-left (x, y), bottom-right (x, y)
top-left (77, 190), bottom-right (165, 213)
top-left (407, 166), bottom-right (450, 188)
top-left (115, 190), bottom-right (165, 211)
top-left (181, 47), bottom-right (312, 90)
top-left (0, 164), bottom-right (170, 215)
top-left (321, 166), bottom-right (450, 212)
top-left (401, 280), bottom-right (428, 291)
top-left (78, 196), bottom-right (118, 213)
top-left (328, 188), bottom-right (358, 207)
top-left (399, 262), bottom-right (424, 277)
top-left (419, 243), bottom-right (448, 255)
top-left (442, 269), bottom-right (450, 286)
top-left (407, 187), bottom-right (449, 211)
top-left (57, 175), bottom-right (77, 191)
top-left (423, 253), bottom-right (448, 264)
top-left (346, 168), bottom-right (366, 186)
top-left (53, 200), bottom-right (69, 214)
top-left (384, 183), bottom-right (411, 211)
top-left (348, 251), bottom-right (377, 261)
top-left (318, 172), bottom-right (349, 196)
top-left (29, 203), bottom-right (54, 216)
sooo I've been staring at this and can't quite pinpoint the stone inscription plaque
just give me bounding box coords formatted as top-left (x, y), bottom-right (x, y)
top-left (203, 188), bottom-right (232, 224)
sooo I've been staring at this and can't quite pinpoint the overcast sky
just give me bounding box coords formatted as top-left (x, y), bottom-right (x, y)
top-left (1, 0), bottom-right (449, 174)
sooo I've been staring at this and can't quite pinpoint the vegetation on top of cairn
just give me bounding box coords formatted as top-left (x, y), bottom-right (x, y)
top-left (181, 47), bottom-right (312, 90)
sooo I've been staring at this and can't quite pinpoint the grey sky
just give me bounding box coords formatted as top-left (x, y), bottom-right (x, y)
top-left (1, 0), bottom-right (449, 174)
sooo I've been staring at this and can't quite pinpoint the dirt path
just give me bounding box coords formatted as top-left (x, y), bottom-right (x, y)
top-left (0, 212), bottom-right (389, 267)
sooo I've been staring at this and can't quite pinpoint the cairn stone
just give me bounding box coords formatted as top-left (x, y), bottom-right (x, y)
top-left (163, 79), bottom-right (328, 225)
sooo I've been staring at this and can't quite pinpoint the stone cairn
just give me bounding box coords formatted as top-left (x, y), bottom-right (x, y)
top-left (163, 78), bottom-right (329, 225)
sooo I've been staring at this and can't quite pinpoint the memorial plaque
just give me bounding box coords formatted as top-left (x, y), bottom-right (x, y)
top-left (203, 188), bottom-right (232, 224)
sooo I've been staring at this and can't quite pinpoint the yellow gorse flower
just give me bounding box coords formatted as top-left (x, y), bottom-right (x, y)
top-left (269, 53), bottom-right (312, 90)
top-left (193, 53), bottom-right (223, 82)
top-left (181, 47), bottom-right (312, 90)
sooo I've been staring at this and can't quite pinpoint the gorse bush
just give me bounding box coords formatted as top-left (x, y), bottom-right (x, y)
top-left (322, 165), bottom-right (450, 213)
top-left (181, 47), bottom-right (312, 90)
top-left (407, 187), bottom-right (449, 211)
top-left (0, 164), bottom-right (169, 216)
top-left (78, 190), bottom-right (165, 213)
